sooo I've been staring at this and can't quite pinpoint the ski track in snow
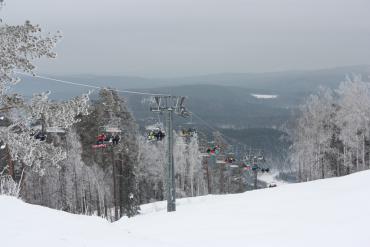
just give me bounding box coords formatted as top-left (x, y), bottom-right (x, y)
top-left (1, 171), bottom-right (370, 247)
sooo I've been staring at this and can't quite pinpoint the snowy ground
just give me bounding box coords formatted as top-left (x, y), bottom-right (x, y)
top-left (258, 171), bottom-right (288, 186)
top-left (1, 171), bottom-right (370, 247)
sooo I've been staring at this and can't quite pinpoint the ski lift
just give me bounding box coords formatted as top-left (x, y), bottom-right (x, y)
top-left (251, 164), bottom-right (259, 171)
top-left (244, 153), bottom-right (254, 162)
top-left (225, 153), bottom-right (236, 164)
top-left (199, 153), bottom-right (210, 157)
top-left (30, 125), bottom-right (47, 142)
top-left (216, 159), bottom-right (226, 165)
top-left (242, 164), bottom-right (251, 171)
top-left (92, 125), bottom-right (122, 149)
top-left (145, 118), bottom-right (165, 142)
top-left (261, 168), bottom-right (270, 173)
top-left (206, 144), bottom-right (220, 155)
top-left (46, 126), bottom-right (66, 133)
top-left (31, 125), bottom-right (66, 142)
top-left (146, 127), bottom-right (165, 142)
top-left (179, 128), bottom-right (196, 138)
top-left (174, 96), bottom-right (191, 117)
top-left (34, 131), bottom-right (47, 141)
top-left (179, 115), bottom-right (197, 138)
top-left (257, 151), bottom-right (265, 161)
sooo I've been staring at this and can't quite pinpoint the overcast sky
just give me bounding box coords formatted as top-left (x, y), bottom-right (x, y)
top-left (2, 0), bottom-right (370, 77)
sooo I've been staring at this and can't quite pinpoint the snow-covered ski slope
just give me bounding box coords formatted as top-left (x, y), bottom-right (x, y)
top-left (1, 171), bottom-right (370, 247)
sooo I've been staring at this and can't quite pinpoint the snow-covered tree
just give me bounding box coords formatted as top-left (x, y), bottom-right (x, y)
top-left (0, 21), bottom-right (61, 95)
top-left (0, 3), bottom-right (90, 196)
top-left (174, 133), bottom-right (207, 197)
top-left (291, 76), bottom-right (370, 181)
top-left (137, 136), bottom-right (166, 203)
top-left (335, 76), bottom-right (370, 172)
top-left (76, 89), bottom-right (140, 220)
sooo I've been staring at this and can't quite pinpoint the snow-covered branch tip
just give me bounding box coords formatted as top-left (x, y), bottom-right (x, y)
top-left (0, 20), bottom-right (62, 95)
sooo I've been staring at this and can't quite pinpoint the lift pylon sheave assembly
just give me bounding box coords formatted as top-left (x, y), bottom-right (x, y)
top-left (150, 96), bottom-right (190, 212)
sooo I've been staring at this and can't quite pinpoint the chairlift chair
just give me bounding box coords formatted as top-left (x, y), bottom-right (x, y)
top-left (147, 127), bottom-right (165, 142)
top-left (206, 144), bottom-right (220, 155)
top-left (179, 127), bottom-right (196, 138)
top-left (92, 125), bottom-right (122, 149)
top-left (46, 126), bottom-right (66, 133)
top-left (145, 119), bottom-right (165, 142)
top-left (30, 125), bottom-right (47, 142)
top-left (225, 152), bottom-right (236, 163)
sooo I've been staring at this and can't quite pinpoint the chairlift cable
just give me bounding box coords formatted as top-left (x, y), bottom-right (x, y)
top-left (190, 110), bottom-right (246, 147)
top-left (18, 72), bottom-right (244, 148)
top-left (17, 72), bottom-right (170, 97)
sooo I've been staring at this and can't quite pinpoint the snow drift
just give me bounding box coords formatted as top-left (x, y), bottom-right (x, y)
top-left (1, 171), bottom-right (370, 247)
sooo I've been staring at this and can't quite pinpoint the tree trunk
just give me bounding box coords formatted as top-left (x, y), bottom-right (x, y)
top-left (111, 147), bottom-right (119, 221)
top-left (362, 134), bottom-right (366, 170)
top-left (73, 162), bottom-right (79, 213)
top-left (356, 136), bottom-right (359, 171)
top-left (6, 146), bottom-right (14, 179)
top-left (96, 187), bottom-right (101, 216)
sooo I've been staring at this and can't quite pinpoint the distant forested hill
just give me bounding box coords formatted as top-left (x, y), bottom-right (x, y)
top-left (13, 65), bottom-right (370, 129)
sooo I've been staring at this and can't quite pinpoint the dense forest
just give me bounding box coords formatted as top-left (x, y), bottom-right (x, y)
top-left (1, 0), bottom-right (370, 224)
top-left (291, 76), bottom-right (370, 181)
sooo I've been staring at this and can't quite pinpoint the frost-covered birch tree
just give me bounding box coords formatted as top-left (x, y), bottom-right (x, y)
top-left (291, 76), bottom-right (370, 181)
top-left (174, 133), bottom-right (207, 197)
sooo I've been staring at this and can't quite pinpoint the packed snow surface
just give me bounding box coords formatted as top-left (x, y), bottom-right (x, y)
top-left (2, 171), bottom-right (370, 247)
top-left (251, 93), bottom-right (278, 99)
top-left (258, 171), bottom-right (288, 186)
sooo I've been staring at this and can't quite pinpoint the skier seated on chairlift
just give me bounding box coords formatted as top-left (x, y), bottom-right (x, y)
top-left (225, 157), bottom-right (235, 163)
top-left (148, 131), bottom-right (156, 141)
top-left (104, 134), bottom-right (113, 143)
top-left (34, 131), bottom-right (46, 141)
top-left (180, 129), bottom-right (187, 137)
top-left (207, 145), bottom-right (220, 155)
top-left (156, 130), bottom-right (165, 141)
top-left (96, 133), bottom-right (106, 145)
top-left (112, 134), bottom-right (120, 145)
top-left (181, 128), bottom-right (194, 137)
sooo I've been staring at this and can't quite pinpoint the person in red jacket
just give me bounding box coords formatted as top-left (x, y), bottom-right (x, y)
top-left (96, 133), bottom-right (106, 144)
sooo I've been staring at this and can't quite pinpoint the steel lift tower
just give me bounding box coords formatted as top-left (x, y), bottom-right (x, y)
top-left (150, 96), bottom-right (190, 212)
